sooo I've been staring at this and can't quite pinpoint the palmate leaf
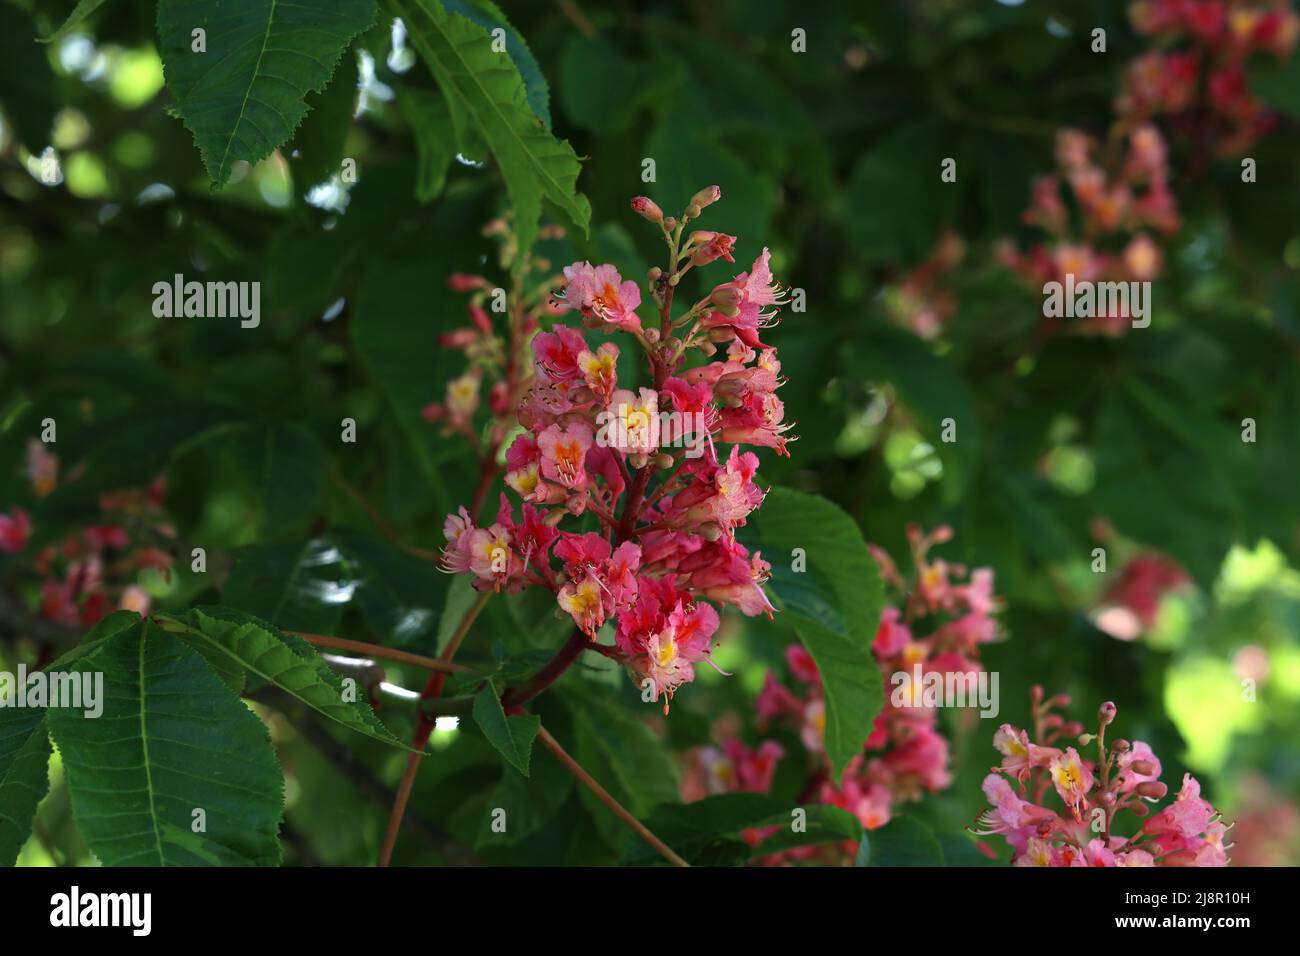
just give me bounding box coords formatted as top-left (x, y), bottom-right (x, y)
top-left (157, 0), bottom-right (377, 187)
top-left (387, 0), bottom-right (590, 255)
top-left (47, 617), bottom-right (284, 866)
top-left (0, 712), bottom-right (52, 867)
top-left (161, 607), bottom-right (417, 752)
top-left (741, 487), bottom-right (885, 779)
top-left (0, 612), bottom-right (146, 866)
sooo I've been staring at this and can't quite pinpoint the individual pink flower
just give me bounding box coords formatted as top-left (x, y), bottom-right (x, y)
top-left (605, 387), bottom-right (661, 456)
top-left (561, 262), bottom-right (643, 331)
top-left (1049, 748), bottom-right (1094, 820)
top-left (537, 421), bottom-right (593, 490)
top-left (558, 575), bottom-right (606, 639)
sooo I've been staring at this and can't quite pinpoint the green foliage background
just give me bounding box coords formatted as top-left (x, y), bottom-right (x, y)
top-left (1, 0), bottom-right (1298, 866)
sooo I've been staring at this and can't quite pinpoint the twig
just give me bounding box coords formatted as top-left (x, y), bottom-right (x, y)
top-left (333, 472), bottom-right (440, 562)
top-left (534, 723), bottom-right (688, 867)
top-left (291, 632), bottom-right (476, 674)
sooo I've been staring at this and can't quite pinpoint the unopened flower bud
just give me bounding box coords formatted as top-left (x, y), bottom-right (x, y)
top-left (543, 508), bottom-right (566, 527)
top-left (1112, 739), bottom-right (1130, 752)
top-left (1098, 791), bottom-right (1116, 808)
top-left (1077, 733), bottom-right (1095, 746)
top-left (1099, 701), bottom-right (1117, 725)
top-left (630, 196), bottom-right (663, 223)
top-left (1128, 801), bottom-right (1150, 816)
top-left (1130, 760), bottom-right (1156, 776)
top-left (668, 272), bottom-right (680, 286)
top-left (630, 453), bottom-right (648, 470)
top-left (653, 453), bottom-right (675, 469)
top-left (698, 340), bottom-right (717, 356)
top-left (698, 522), bottom-right (722, 542)
top-left (643, 327), bottom-right (660, 344)
top-left (690, 185), bottom-right (721, 209)
top-left (1135, 781), bottom-right (1167, 799)
top-left (568, 385), bottom-right (594, 405)
top-left (648, 266), bottom-right (663, 282)
top-left (663, 216), bottom-right (677, 231)
top-left (684, 203), bottom-right (702, 219)
top-left (707, 327), bottom-right (735, 343)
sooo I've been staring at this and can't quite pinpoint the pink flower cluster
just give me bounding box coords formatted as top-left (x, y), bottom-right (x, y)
top-left (1123, 0), bottom-right (1298, 154)
top-left (439, 187), bottom-right (796, 710)
top-left (884, 230), bottom-right (965, 340)
top-left (681, 525), bottom-right (1001, 862)
top-left (1, 443), bottom-right (174, 627)
top-left (977, 690), bottom-right (1230, 866)
top-left (998, 124), bottom-right (1177, 336)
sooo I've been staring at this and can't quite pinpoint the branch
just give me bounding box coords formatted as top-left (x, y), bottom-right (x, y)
top-left (250, 686), bottom-right (478, 864)
top-left (534, 723), bottom-right (688, 868)
top-left (377, 590), bottom-right (491, 867)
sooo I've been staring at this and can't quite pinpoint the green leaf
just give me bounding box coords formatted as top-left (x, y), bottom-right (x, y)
top-left (387, 0), bottom-right (590, 254)
top-left (618, 794), bottom-right (863, 865)
top-left (845, 119), bottom-right (956, 266)
top-left (46, 619), bottom-right (284, 866)
top-left (749, 804), bottom-right (864, 858)
top-left (398, 87), bottom-right (458, 202)
top-left (741, 487), bottom-right (885, 779)
top-left (287, 47), bottom-right (359, 192)
top-left (471, 686), bottom-right (539, 776)
top-left (1249, 53), bottom-right (1300, 121)
top-left (223, 537), bottom-right (352, 634)
top-left (0, 3), bottom-right (57, 150)
top-left (220, 420), bottom-right (328, 539)
top-left (442, 0), bottom-right (550, 127)
top-left (559, 34), bottom-right (667, 133)
top-left (562, 686), bottom-right (679, 846)
top-left (157, 0), bottom-right (377, 187)
top-left (164, 608), bottom-right (416, 751)
top-left (335, 530), bottom-right (446, 651)
top-left (0, 712), bottom-right (52, 867)
top-left (855, 815), bottom-right (944, 867)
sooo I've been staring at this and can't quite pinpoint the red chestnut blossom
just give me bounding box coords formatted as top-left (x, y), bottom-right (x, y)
top-left (0, 508), bottom-right (32, 553)
top-left (2, 458), bottom-right (175, 627)
top-left (1093, 551), bottom-right (1190, 640)
top-left (683, 526), bottom-right (1002, 864)
top-left (438, 188), bottom-right (796, 711)
top-left (1123, 0), bottom-right (1298, 155)
top-left (975, 690), bottom-right (1230, 866)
